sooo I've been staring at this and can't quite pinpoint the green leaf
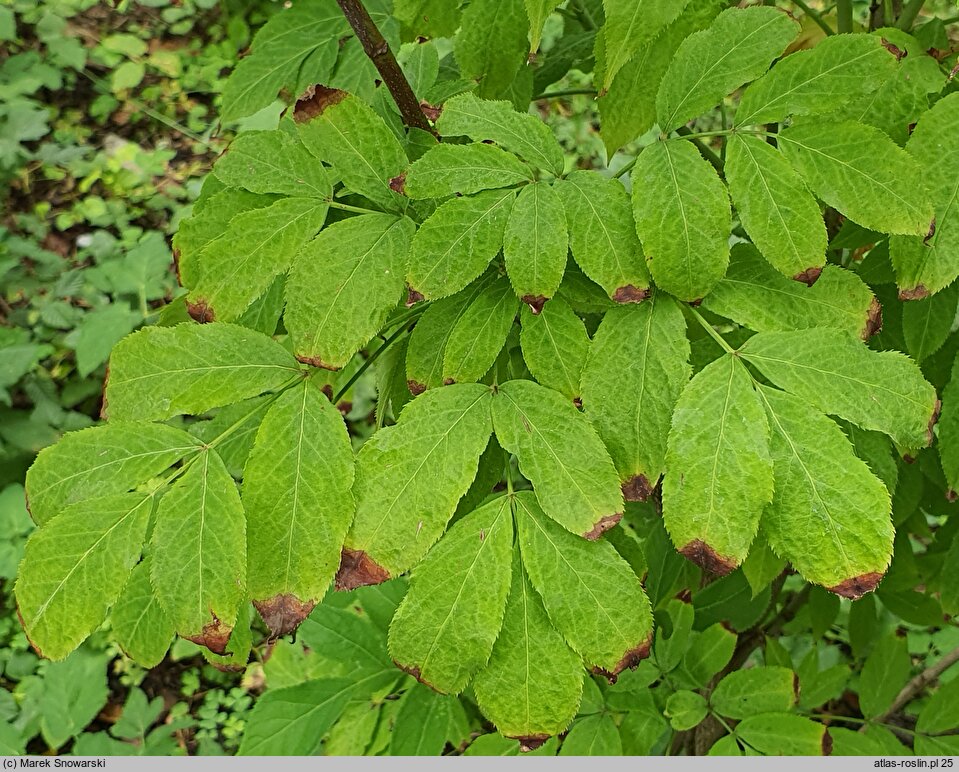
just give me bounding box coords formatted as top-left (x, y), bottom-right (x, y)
top-left (665, 690), bottom-right (707, 731)
top-left (682, 623), bottom-right (736, 687)
top-left (296, 92), bottom-right (407, 212)
top-left (112, 60), bottom-right (145, 92)
top-left (917, 676), bottom-right (959, 735)
top-left (711, 666), bottom-right (797, 719)
top-left (493, 380), bottom-right (623, 537)
top-left (286, 214), bottom-right (415, 370)
top-left (740, 328), bottom-right (939, 448)
top-left (389, 496), bottom-right (513, 694)
top-left (656, 7), bottom-right (798, 132)
top-left (111, 558), bottom-right (175, 668)
top-left (105, 323), bottom-right (301, 422)
top-left (407, 188), bottom-right (515, 299)
top-left (243, 380), bottom-right (354, 635)
top-left (455, 0), bottom-right (528, 99)
top-left (859, 634), bottom-right (911, 718)
top-left (891, 93), bottom-right (959, 299)
top-left (740, 532), bottom-right (786, 598)
top-left (389, 684), bottom-right (462, 755)
top-left (525, 0), bottom-right (561, 53)
top-left (404, 143), bottom-right (532, 199)
top-left (756, 386), bottom-right (894, 597)
top-left (902, 282), bottom-right (959, 361)
top-left (187, 197), bottom-right (328, 321)
top-left (560, 714), bottom-right (623, 755)
top-left (213, 130), bottom-right (332, 198)
top-left (472, 549), bottom-right (584, 745)
top-left (503, 182), bottom-right (568, 304)
top-left (725, 134), bottom-right (828, 280)
top-left (600, 0), bottom-right (691, 92)
top-left (74, 305), bottom-right (137, 378)
top-left (778, 120), bottom-right (933, 237)
top-left (298, 605), bottom-right (391, 674)
top-left (343, 384), bottom-right (493, 583)
top-left (520, 298), bottom-right (590, 402)
top-left (701, 243), bottom-right (877, 339)
top-left (25, 422), bottom-right (202, 525)
top-left (38, 650), bottom-right (110, 749)
top-left (939, 357), bottom-right (959, 495)
top-left (515, 492), bottom-right (653, 678)
top-left (16, 493), bottom-right (152, 660)
top-left (663, 355), bottom-right (773, 573)
top-left (395, 0), bottom-right (461, 38)
top-left (736, 714), bottom-right (830, 755)
top-left (443, 276), bottom-right (519, 384)
top-left (737, 34), bottom-right (899, 126)
top-left (150, 450), bottom-right (246, 653)
top-left (581, 295), bottom-right (690, 499)
top-left (632, 140), bottom-right (730, 301)
top-left (556, 170), bottom-right (650, 302)
top-left (436, 93), bottom-right (564, 176)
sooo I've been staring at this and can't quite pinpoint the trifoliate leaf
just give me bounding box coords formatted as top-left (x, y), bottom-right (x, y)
top-left (519, 298), bottom-right (590, 402)
top-left (111, 558), bottom-right (175, 668)
top-left (443, 276), bottom-right (519, 384)
top-left (503, 181), bottom-right (568, 306)
top-left (662, 355), bottom-right (773, 574)
top-left (213, 130), bottom-right (332, 198)
top-left (600, 0), bottom-right (691, 92)
top-left (403, 143), bottom-right (532, 199)
top-left (632, 140), bottom-right (730, 301)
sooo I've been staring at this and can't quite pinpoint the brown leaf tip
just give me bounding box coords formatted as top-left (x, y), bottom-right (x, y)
top-left (862, 297), bottom-right (883, 340)
top-left (825, 571), bottom-right (883, 600)
top-left (947, 489), bottom-right (958, 503)
top-left (925, 218), bottom-right (937, 244)
top-left (679, 539), bottom-right (737, 576)
top-left (406, 287), bottom-right (425, 307)
top-left (335, 547), bottom-right (390, 591)
top-left (880, 38), bottom-right (907, 61)
top-left (522, 294), bottom-right (548, 315)
top-left (293, 84), bottom-right (347, 123)
top-left (793, 266), bottom-right (823, 286)
top-left (622, 474), bottom-right (655, 502)
top-left (899, 284), bottom-right (930, 301)
top-left (186, 299), bottom-right (215, 323)
top-left (393, 660), bottom-right (440, 692)
top-left (295, 354), bottom-right (339, 371)
top-left (389, 173), bottom-right (407, 196)
top-left (418, 100), bottom-right (441, 123)
top-left (185, 614), bottom-right (233, 655)
top-left (927, 397), bottom-right (942, 447)
top-left (612, 284), bottom-right (651, 304)
top-left (822, 728), bottom-right (834, 756)
top-left (407, 379), bottom-right (427, 396)
top-left (254, 594), bottom-right (316, 638)
top-left (590, 635), bottom-right (653, 684)
top-left (582, 512), bottom-right (622, 540)
top-left (514, 734), bottom-right (550, 753)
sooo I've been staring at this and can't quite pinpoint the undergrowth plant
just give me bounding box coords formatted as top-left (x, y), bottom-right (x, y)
top-left (12, 0), bottom-right (959, 756)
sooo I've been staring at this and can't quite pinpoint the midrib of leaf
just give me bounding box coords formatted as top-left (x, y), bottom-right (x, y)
top-left (449, 289), bottom-right (512, 376)
top-left (530, 188), bottom-right (543, 288)
top-left (111, 363), bottom-right (301, 388)
top-left (448, 105), bottom-right (552, 172)
top-left (282, 384), bottom-right (309, 594)
top-left (229, 49), bottom-right (311, 112)
top-left (910, 180), bottom-right (959, 282)
top-left (701, 358), bottom-right (737, 549)
top-left (310, 617), bottom-right (386, 668)
top-left (721, 277), bottom-right (858, 321)
top-left (427, 163), bottom-right (528, 178)
top-left (228, 151), bottom-right (327, 198)
top-left (521, 567), bottom-right (532, 732)
top-left (122, 589), bottom-right (162, 647)
top-left (197, 452), bottom-right (210, 621)
top-left (322, 116), bottom-right (397, 206)
top-left (631, 298), bottom-right (657, 474)
top-left (663, 143), bottom-right (695, 298)
top-left (566, 176), bottom-right (629, 287)
top-left (540, 314), bottom-right (578, 395)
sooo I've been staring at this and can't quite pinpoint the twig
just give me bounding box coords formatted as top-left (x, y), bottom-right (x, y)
top-left (335, 0), bottom-right (435, 134)
top-left (792, 0), bottom-right (837, 35)
top-left (874, 644), bottom-right (959, 724)
top-left (532, 88), bottom-right (597, 100)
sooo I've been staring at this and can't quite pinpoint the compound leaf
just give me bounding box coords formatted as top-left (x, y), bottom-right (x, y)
top-left (503, 181), bottom-right (568, 305)
top-left (404, 143), bottom-right (532, 199)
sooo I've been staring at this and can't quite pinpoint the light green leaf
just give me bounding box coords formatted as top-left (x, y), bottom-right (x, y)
top-left (632, 140), bottom-right (730, 301)
top-left (503, 182), bottom-right (568, 304)
top-left (515, 492), bottom-right (653, 678)
top-left (297, 92), bottom-right (407, 212)
top-left (407, 188), bottom-right (515, 299)
top-left (737, 34), bottom-right (898, 126)
top-left (701, 243), bottom-right (877, 338)
top-left (581, 295), bottom-right (690, 498)
top-left (556, 170), bottom-right (650, 302)
top-left (778, 120), bottom-right (933, 237)
top-left (519, 298), bottom-right (590, 402)
top-left (525, 0), bottom-right (561, 53)
top-left (389, 496), bottom-right (513, 694)
top-left (38, 650), bottom-right (110, 749)
top-left (187, 197), bottom-right (328, 321)
top-left (725, 134), bottom-right (828, 280)
top-left (656, 7), bottom-right (798, 132)
top-left (600, 0), bottom-right (691, 92)
top-left (917, 675), bottom-right (959, 735)
top-left (298, 605), bottom-right (391, 674)
top-left (493, 380), bottom-right (623, 537)
top-left (151, 450), bottom-right (246, 653)
top-left (682, 624), bottom-right (737, 688)
top-left (16, 493), bottom-right (152, 660)
top-left (243, 380), bottom-right (354, 635)
top-left (436, 93), bottom-right (564, 176)
top-left (665, 690), bottom-right (708, 731)
top-left (105, 323), bottom-right (300, 422)
top-left (395, 0), bottom-right (461, 38)
top-left (404, 143), bottom-right (532, 199)
top-left (663, 355), bottom-right (773, 572)
top-left (939, 356), bottom-right (959, 495)
top-left (25, 422), bottom-right (202, 525)
top-left (213, 130), bottom-right (332, 198)
top-left (902, 282), bottom-right (959, 361)
top-left (286, 214), bottom-right (415, 370)
top-left (740, 532), bottom-right (786, 598)
top-left (343, 384), bottom-right (493, 582)
top-left (891, 93), bottom-right (959, 299)
top-left (443, 276), bottom-right (519, 384)
top-left (560, 714), bottom-right (623, 755)
top-left (111, 558), bottom-right (175, 668)
top-left (473, 548), bottom-right (584, 744)
top-left (736, 714), bottom-right (830, 755)
top-left (757, 385), bottom-right (893, 597)
top-left (390, 684), bottom-right (461, 756)
top-left (740, 328), bottom-right (939, 448)
top-left (74, 305), bottom-right (137, 378)
top-left (112, 61), bottom-right (144, 92)
top-left (455, 0), bottom-right (528, 99)
top-left (859, 635), bottom-right (911, 718)
top-left (712, 666), bottom-right (797, 719)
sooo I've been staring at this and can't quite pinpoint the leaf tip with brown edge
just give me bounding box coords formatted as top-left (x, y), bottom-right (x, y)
top-left (253, 594), bottom-right (316, 638)
top-left (825, 571), bottom-right (884, 600)
top-left (185, 614), bottom-right (233, 655)
top-left (292, 84), bottom-right (347, 123)
top-left (389, 172), bottom-right (406, 196)
top-left (793, 266), bottom-right (822, 286)
top-left (186, 298), bottom-right (215, 323)
top-left (514, 735), bottom-right (550, 753)
top-left (621, 474), bottom-right (656, 502)
top-left (679, 539), bottom-right (737, 576)
top-left (294, 354), bottom-right (339, 371)
top-left (406, 287), bottom-right (425, 307)
top-left (522, 295), bottom-right (548, 315)
top-left (407, 379), bottom-right (427, 396)
top-left (927, 398), bottom-right (942, 447)
top-left (334, 547), bottom-right (390, 591)
top-left (582, 512), bottom-right (622, 540)
top-left (611, 285), bottom-right (651, 304)
top-left (861, 297), bottom-right (883, 340)
top-left (16, 607), bottom-right (45, 659)
top-left (589, 634), bottom-right (653, 684)
top-left (393, 660), bottom-right (441, 692)
top-left (899, 284), bottom-right (930, 301)
top-left (822, 728), bottom-right (834, 756)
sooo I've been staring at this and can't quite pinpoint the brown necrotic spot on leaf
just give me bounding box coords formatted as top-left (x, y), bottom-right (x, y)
top-left (419, 100), bottom-right (442, 123)
top-left (582, 512), bottom-right (622, 540)
top-left (172, 248), bottom-right (184, 286)
top-left (899, 284), bottom-right (930, 301)
top-left (927, 398), bottom-right (942, 447)
top-left (443, 378), bottom-right (456, 386)
top-left (185, 614), bottom-right (233, 655)
top-left (622, 474), bottom-right (655, 502)
top-left (294, 354), bottom-right (339, 371)
top-left (407, 379), bottom-right (427, 396)
top-left (335, 548), bottom-right (390, 591)
top-left (612, 285), bottom-right (651, 304)
top-left (880, 38), bottom-right (907, 61)
top-left (924, 218), bottom-right (937, 245)
top-left (825, 571), bottom-right (883, 599)
top-left (862, 297), bottom-right (883, 340)
top-left (513, 735), bottom-right (550, 753)
top-left (254, 594), bottom-right (317, 637)
top-left (522, 295), bottom-right (548, 315)
top-left (590, 634), bottom-right (653, 684)
top-left (406, 287), bottom-right (425, 307)
top-left (822, 729), bottom-right (834, 756)
top-left (393, 661), bottom-right (441, 692)
top-left (389, 173), bottom-right (407, 196)
top-left (947, 489), bottom-right (958, 503)
top-left (792, 671), bottom-right (801, 701)
top-left (293, 85), bottom-right (347, 123)
top-left (793, 266), bottom-right (823, 286)
top-left (679, 539), bottom-right (737, 576)
top-left (186, 299), bottom-right (215, 324)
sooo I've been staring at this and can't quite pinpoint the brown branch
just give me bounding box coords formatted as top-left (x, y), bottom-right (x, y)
top-left (335, 0), bottom-right (435, 134)
top-left (874, 644), bottom-right (959, 723)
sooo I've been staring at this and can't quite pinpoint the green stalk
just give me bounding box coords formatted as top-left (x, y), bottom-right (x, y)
top-left (792, 0), bottom-right (837, 35)
top-left (837, 0), bottom-right (853, 32)
top-left (897, 0), bottom-right (926, 29)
